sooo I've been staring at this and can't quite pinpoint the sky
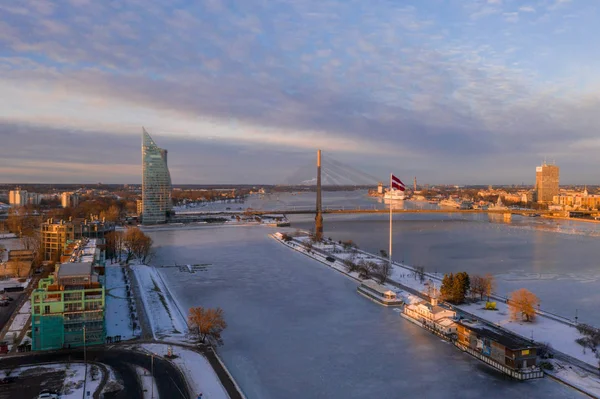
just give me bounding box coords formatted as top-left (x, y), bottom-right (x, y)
top-left (0, 0), bottom-right (599, 185)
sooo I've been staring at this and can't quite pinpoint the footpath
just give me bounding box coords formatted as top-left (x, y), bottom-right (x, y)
top-left (272, 232), bottom-right (600, 398)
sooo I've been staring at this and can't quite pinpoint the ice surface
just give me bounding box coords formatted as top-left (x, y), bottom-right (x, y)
top-left (148, 226), bottom-right (584, 399)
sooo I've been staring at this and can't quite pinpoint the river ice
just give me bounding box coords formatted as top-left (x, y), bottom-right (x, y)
top-left (148, 226), bottom-right (583, 399)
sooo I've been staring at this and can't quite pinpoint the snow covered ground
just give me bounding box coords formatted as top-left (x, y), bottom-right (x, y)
top-left (142, 344), bottom-right (229, 399)
top-left (135, 365), bottom-right (159, 399)
top-left (131, 264), bottom-right (188, 340)
top-left (547, 359), bottom-right (600, 398)
top-left (3, 299), bottom-right (31, 345)
top-left (105, 264), bottom-right (140, 340)
top-left (9, 363), bottom-right (102, 398)
top-left (7, 313), bottom-right (29, 334)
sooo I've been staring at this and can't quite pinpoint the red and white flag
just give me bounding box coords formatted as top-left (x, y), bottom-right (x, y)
top-left (392, 174), bottom-right (406, 191)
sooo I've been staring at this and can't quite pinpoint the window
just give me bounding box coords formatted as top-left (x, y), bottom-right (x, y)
top-left (44, 305), bottom-right (50, 314)
top-left (521, 349), bottom-right (530, 356)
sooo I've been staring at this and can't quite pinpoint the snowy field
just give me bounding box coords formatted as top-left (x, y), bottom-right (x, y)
top-left (142, 343), bottom-right (229, 399)
top-left (148, 226), bottom-right (583, 399)
top-left (105, 264), bottom-right (140, 340)
top-left (131, 264), bottom-right (187, 340)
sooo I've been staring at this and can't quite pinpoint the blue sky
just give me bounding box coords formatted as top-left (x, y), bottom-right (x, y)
top-left (0, 0), bottom-right (599, 184)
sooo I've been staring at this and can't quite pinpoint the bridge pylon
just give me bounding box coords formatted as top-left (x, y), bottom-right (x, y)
top-left (315, 149), bottom-right (323, 240)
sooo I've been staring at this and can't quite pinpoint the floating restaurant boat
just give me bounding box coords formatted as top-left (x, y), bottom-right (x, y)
top-left (357, 280), bottom-right (404, 306)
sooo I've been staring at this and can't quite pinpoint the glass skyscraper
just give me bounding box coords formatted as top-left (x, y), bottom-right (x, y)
top-left (142, 128), bottom-right (172, 224)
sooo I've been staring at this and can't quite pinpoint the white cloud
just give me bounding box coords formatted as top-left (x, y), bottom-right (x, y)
top-left (518, 6), bottom-right (536, 13)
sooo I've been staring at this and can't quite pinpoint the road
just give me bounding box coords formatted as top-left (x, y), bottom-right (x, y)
top-left (0, 292), bottom-right (22, 334)
top-left (0, 347), bottom-right (190, 399)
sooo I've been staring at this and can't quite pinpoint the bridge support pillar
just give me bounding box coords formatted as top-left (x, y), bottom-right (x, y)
top-left (315, 212), bottom-right (323, 239)
top-left (315, 149), bottom-right (323, 240)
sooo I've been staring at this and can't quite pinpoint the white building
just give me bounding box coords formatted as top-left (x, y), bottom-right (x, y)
top-left (9, 189), bottom-right (41, 206)
top-left (61, 192), bottom-right (80, 208)
top-left (404, 299), bottom-right (457, 335)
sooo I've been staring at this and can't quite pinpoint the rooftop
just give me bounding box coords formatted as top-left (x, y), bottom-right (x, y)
top-left (458, 319), bottom-right (535, 350)
top-left (57, 262), bottom-right (93, 278)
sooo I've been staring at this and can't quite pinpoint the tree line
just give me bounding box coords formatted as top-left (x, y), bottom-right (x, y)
top-left (105, 227), bottom-right (153, 263)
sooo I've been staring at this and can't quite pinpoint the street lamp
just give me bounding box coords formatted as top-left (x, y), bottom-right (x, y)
top-left (82, 323), bottom-right (87, 399)
top-left (146, 352), bottom-right (155, 399)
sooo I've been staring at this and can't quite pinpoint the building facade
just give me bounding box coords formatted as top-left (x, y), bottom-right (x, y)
top-left (457, 320), bottom-right (537, 370)
top-left (31, 240), bottom-right (106, 351)
top-left (535, 163), bottom-right (559, 203)
top-left (141, 128), bottom-right (172, 225)
top-left (9, 189), bottom-right (41, 207)
top-left (403, 299), bottom-right (457, 335)
top-left (41, 218), bottom-right (114, 261)
top-left (61, 192), bottom-right (80, 208)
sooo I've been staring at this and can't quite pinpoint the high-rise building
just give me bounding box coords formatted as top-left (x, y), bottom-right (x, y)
top-left (535, 162), bottom-right (559, 203)
top-left (142, 128), bottom-right (172, 224)
top-left (61, 192), bottom-right (80, 208)
top-left (9, 189), bottom-right (28, 206)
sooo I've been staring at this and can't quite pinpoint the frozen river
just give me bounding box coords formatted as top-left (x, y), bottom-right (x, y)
top-left (149, 226), bottom-right (583, 399)
top-left (292, 212), bottom-right (600, 326)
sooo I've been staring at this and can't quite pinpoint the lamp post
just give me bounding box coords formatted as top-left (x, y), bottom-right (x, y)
top-left (82, 323), bottom-right (87, 399)
top-left (151, 353), bottom-right (155, 399)
top-left (575, 309), bottom-right (578, 324)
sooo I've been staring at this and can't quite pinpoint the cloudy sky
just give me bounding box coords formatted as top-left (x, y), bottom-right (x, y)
top-left (1, 0), bottom-right (598, 185)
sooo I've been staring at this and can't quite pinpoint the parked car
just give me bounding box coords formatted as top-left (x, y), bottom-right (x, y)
top-left (326, 256), bottom-right (336, 262)
top-left (0, 301), bottom-right (9, 307)
top-left (0, 376), bottom-right (17, 384)
top-left (38, 389), bottom-right (60, 399)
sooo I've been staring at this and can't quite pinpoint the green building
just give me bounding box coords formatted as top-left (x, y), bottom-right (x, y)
top-left (31, 240), bottom-right (106, 351)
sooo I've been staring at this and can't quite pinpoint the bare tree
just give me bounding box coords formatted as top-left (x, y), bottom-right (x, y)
top-left (188, 307), bottom-right (227, 346)
top-left (470, 275), bottom-right (485, 300)
top-left (105, 231), bottom-right (125, 262)
top-left (508, 288), bottom-right (539, 322)
top-left (101, 205), bottom-right (122, 223)
top-left (378, 261), bottom-right (391, 284)
top-left (482, 273), bottom-right (496, 301)
top-left (123, 227), bottom-right (153, 263)
top-left (414, 266), bottom-right (425, 284)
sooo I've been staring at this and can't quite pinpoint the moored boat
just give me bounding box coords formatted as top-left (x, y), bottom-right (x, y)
top-left (357, 280), bottom-right (404, 306)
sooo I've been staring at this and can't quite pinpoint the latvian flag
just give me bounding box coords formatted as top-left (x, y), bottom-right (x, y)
top-left (392, 174), bottom-right (406, 191)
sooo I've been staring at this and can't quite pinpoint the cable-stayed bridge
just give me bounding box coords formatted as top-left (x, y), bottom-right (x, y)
top-left (174, 150), bottom-right (580, 231)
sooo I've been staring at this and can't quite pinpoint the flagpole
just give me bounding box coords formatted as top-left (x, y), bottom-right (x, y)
top-left (389, 173), bottom-right (392, 267)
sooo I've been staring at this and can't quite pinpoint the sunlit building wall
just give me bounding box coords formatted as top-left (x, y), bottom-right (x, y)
top-left (141, 128), bottom-right (172, 225)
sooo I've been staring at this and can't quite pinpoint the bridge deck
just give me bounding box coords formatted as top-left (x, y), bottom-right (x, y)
top-left (174, 208), bottom-right (589, 216)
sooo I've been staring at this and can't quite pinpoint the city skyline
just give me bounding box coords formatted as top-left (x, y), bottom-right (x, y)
top-left (1, 0), bottom-right (599, 184)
